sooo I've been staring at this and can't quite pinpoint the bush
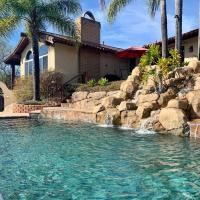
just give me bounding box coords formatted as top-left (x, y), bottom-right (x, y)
top-left (87, 79), bottom-right (96, 87)
top-left (13, 76), bottom-right (33, 102)
top-left (40, 71), bottom-right (64, 100)
top-left (98, 78), bottom-right (108, 86)
top-left (13, 72), bottom-right (64, 103)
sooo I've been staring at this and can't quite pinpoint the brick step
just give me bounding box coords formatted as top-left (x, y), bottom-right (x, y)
top-left (41, 107), bottom-right (96, 123)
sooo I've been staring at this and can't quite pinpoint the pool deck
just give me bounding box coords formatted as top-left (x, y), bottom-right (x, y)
top-left (0, 110), bottom-right (41, 119)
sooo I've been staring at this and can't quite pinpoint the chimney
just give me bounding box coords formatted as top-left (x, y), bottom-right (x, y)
top-left (76, 11), bottom-right (101, 44)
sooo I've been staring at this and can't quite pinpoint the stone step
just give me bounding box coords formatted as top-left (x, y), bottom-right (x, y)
top-left (41, 107), bottom-right (96, 123)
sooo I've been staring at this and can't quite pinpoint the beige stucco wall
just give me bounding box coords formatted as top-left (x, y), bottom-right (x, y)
top-left (100, 52), bottom-right (130, 80)
top-left (169, 36), bottom-right (198, 61)
top-left (20, 42), bottom-right (54, 77)
top-left (54, 43), bottom-right (79, 82)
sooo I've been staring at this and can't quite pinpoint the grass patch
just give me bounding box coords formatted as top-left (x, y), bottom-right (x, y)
top-left (75, 81), bottom-right (123, 93)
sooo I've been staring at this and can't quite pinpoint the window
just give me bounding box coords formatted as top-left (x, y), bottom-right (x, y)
top-left (25, 51), bottom-right (33, 76)
top-left (24, 45), bottom-right (48, 77)
top-left (189, 46), bottom-right (193, 53)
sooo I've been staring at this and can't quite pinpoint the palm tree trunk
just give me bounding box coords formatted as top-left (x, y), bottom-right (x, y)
top-left (198, 0), bottom-right (200, 60)
top-left (31, 33), bottom-right (41, 101)
top-left (175, 0), bottom-right (183, 56)
top-left (160, 0), bottom-right (168, 58)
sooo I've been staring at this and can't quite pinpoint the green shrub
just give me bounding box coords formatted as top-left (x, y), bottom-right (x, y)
top-left (87, 79), bottom-right (96, 87)
top-left (139, 44), bottom-right (161, 69)
top-left (98, 78), bottom-right (108, 86)
top-left (13, 72), bottom-right (64, 103)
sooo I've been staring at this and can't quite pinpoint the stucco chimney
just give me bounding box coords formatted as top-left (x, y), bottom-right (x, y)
top-left (76, 11), bottom-right (101, 44)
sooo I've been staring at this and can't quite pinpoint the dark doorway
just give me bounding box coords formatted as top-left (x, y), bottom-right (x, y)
top-left (129, 58), bottom-right (136, 72)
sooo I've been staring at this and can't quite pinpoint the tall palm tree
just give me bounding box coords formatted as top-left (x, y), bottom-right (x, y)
top-left (0, 0), bottom-right (81, 101)
top-left (175, 0), bottom-right (183, 56)
top-left (100, 0), bottom-right (168, 58)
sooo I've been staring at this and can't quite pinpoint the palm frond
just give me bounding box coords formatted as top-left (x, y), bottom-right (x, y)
top-left (0, 16), bottom-right (20, 37)
top-left (107, 0), bottom-right (133, 23)
top-left (148, 0), bottom-right (160, 18)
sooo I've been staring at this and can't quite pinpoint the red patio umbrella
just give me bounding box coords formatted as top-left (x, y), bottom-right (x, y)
top-left (117, 46), bottom-right (147, 58)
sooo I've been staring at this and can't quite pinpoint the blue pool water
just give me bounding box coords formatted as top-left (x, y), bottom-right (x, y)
top-left (0, 119), bottom-right (200, 200)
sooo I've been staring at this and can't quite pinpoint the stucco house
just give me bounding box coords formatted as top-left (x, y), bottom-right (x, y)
top-left (146, 29), bottom-right (199, 60)
top-left (5, 12), bottom-right (133, 86)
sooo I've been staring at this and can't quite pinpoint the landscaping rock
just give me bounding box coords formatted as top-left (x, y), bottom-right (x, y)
top-left (101, 96), bottom-right (123, 109)
top-left (93, 105), bottom-right (105, 114)
top-left (138, 93), bottom-right (159, 104)
top-left (136, 103), bottom-right (153, 119)
top-left (113, 91), bottom-right (127, 100)
top-left (188, 60), bottom-right (200, 73)
top-left (186, 90), bottom-right (200, 118)
top-left (107, 90), bottom-right (120, 96)
top-left (131, 66), bottom-right (141, 77)
top-left (97, 108), bottom-right (121, 125)
top-left (120, 81), bottom-right (137, 95)
top-left (117, 101), bottom-right (137, 112)
top-left (194, 77), bottom-right (200, 90)
top-left (167, 99), bottom-right (188, 110)
top-left (159, 108), bottom-right (188, 132)
top-left (121, 110), bottom-right (140, 128)
top-left (72, 91), bottom-right (88, 102)
top-left (127, 75), bottom-right (140, 83)
top-left (87, 91), bottom-right (106, 100)
top-left (158, 89), bottom-right (176, 107)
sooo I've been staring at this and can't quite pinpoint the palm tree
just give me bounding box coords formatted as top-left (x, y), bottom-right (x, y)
top-left (0, 0), bottom-right (81, 101)
top-left (100, 0), bottom-right (168, 58)
top-left (198, 1), bottom-right (200, 60)
top-left (175, 0), bottom-right (183, 56)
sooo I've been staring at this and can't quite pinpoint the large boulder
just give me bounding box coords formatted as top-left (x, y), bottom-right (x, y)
top-left (167, 99), bottom-right (188, 110)
top-left (117, 101), bottom-right (137, 112)
top-left (136, 102), bottom-right (159, 119)
top-left (72, 91), bottom-right (88, 102)
top-left (138, 93), bottom-right (159, 105)
top-left (101, 96), bottom-right (123, 109)
top-left (194, 77), bottom-right (200, 90)
top-left (120, 81), bottom-right (137, 95)
top-left (131, 66), bottom-right (141, 77)
top-left (113, 91), bottom-right (127, 100)
top-left (92, 105), bottom-right (105, 114)
top-left (188, 60), bottom-right (200, 73)
top-left (186, 90), bottom-right (200, 118)
top-left (97, 108), bottom-right (121, 125)
top-left (159, 108), bottom-right (188, 134)
top-left (87, 91), bottom-right (106, 100)
top-left (158, 89), bottom-right (176, 107)
top-left (121, 110), bottom-right (140, 128)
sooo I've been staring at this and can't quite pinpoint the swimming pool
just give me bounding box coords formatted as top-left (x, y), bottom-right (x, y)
top-left (0, 119), bottom-right (200, 199)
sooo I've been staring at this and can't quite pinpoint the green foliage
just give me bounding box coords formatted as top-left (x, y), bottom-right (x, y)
top-left (158, 57), bottom-right (170, 77)
top-left (98, 78), bottom-right (108, 86)
top-left (14, 72), bottom-right (64, 103)
top-left (168, 49), bottom-right (181, 70)
top-left (87, 79), bottom-right (96, 87)
top-left (139, 44), bottom-right (161, 69)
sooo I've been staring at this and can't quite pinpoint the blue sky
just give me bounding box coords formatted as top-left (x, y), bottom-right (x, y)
top-left (10, 0), bottom-right (199, 49)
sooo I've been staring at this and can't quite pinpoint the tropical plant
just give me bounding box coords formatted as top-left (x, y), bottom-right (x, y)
top-left (98, 77), bottom-right (108, 86)
top-left (168, 49), bottom-right (181, 70)
top-left (139, 44), bottom-right (161, 69)
top-left (175, 0), bottom-right (183, 56)
top-left (0, 39), bottom-right (12, 87)
top-left (87, 79), bottom-right (96, 87)
top-left (100, 0), bottom-right (168, 58)
top-left (0, 0), bottom-right (81, 101)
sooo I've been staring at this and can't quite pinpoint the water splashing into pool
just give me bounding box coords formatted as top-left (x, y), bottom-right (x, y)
top-left (0, 119), bottom-right (200, 199)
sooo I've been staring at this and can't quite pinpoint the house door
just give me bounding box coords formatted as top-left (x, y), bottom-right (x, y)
top-left (130, 58), bottom-right (136, 72)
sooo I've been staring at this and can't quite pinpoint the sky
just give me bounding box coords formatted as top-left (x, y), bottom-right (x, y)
top-left (9, 0), bottom-right (199, 49)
